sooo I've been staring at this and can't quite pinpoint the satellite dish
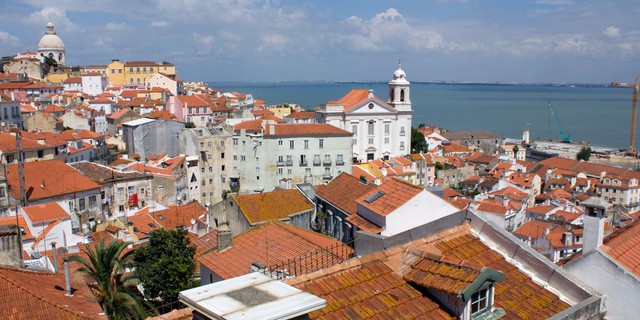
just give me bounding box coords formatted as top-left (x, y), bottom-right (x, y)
top-left (190, 218), bottom-right (196, 225)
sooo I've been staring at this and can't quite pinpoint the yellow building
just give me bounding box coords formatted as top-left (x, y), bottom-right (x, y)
top-left (107, 59), bottom-right (176, 86)
top-left (83, 65), bottom-right (108, 76)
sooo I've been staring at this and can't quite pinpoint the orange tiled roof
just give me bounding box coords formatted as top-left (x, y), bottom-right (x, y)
top-left (149, 201), bottom-right (207, 230)
top-left (232, 189), bottom-right (313, 224)
top-left (22, 202), bottom-right (69, 225)
top-left (345, 213), bottom-right (384, 233)
top-left (403, 256), bottom-right (484, 295)
top-left (539, 156), bottom-right (580, 170)
top-left (266, 123), bottom-right (351, 136)
top-left (0, 215), bottom-right (33, 239)
top-left (514, 220), bottom-right (552, 239)
top-left (435, 233), bottom-right (570, 318)
top-left (0, 266), bottom-right (106, 319)
top-left (356, 177), bottom-right (422, 217)
top-left (488, 186), bottom-right (528, 201)
top-left (315, 172), bottom-right (377, 215)
top-left (285, 111), bottom-right (315, 119)
top-left (527, 205), bottom-right (556, 215)
top-left (198, 221), bottom-right (352, 280)
top-left (333, 88), bottom-right (393, 111)
top-left (552, 210), bottom-right (582, 222)
top-left (450, 197), bottom-right (472, 210)
top-left (601, 220), bottom-right (640, 277)
top-left (5, 159), bottom-right (101, 201)
top-left (476, 199), bottom-right (508, 215)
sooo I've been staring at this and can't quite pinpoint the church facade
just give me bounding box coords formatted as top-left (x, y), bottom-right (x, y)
top-left (38, 22), bottom-right (66, 65)
top-left (316, 65), bottom-right (412, 162)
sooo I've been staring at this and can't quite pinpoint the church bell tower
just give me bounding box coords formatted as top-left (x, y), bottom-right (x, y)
top-left (388, 63), bottom-right (411, 112)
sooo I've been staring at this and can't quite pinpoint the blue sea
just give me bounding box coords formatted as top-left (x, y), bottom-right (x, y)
top-left (210, 82), bottom-right (634, 149)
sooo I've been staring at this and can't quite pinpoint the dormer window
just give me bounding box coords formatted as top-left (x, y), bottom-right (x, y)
top-left (470, 286), bottom-right (491, 316)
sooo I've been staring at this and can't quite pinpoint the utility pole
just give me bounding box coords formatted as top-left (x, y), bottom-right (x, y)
top-left (16, 131), bottom-right (27, 206)
top-left (630, 76), bottom-right (639, 156)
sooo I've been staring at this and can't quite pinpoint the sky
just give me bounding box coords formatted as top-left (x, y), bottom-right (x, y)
top-left (1, 0), bottom-right (639, 83)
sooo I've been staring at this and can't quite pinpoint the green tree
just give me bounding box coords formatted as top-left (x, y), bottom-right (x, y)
top-left (133, 228), bottom-right (197, 305)
top-left (411, 127), bottom-right (428, 153)
top-left (577, 146), bottom-right (592, 161)
top-left (184, 121), bottom-right (196, 128)
top-left (69, 240), bottom-right (148, 320)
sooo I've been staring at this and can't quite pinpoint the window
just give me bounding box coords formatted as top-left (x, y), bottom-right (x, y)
top-left (384, 124), bottom-right (390, 135)
top-left (289, 140), bottom-right (295, 149)
top-left (300, 154), bottom-right (307, 166)
top-left (368, 122), bottom-right (374, 135)
top-left (221, 165), bottom-right (225, 171)
top-left (369, 138), bottom-right (374, 145)
top-left (78, 198), bottom-right (86, 211)
top-left (128, 186), bottom-right (135, 194)
top-left (471, 288), bottom-right (490, 315)
top-left (324, 154), bottom-right (331, 164)
top-left (221, 152), bottom-right (224, 159)
top-left (196, 107), bottom-right (200, 114)
top-left (188, 108), bottom-right (193, 115)
top-left (233, 155), bottom-right (238, 160)
top-left (337, 154), bottom-right (344, 165)
top-left (89, 196), bottom-right (97, 207)
top-left (233, 138), bottom-right (238, 145)
top-left (286, 155), bottom-right (292, 165)
top-left (352, 124), bottom-right (358, 134)
top-left (129, 67), bottom-right (134, 72)
top-left (278, 168), bottom-right (283, 175)
top-left (241, 156), bottom-right (246, 161)
top-left (384, 137), bottom-right (390, 144)
top-left (209, 166), bottom-right (213, 172)
top-left (111, 68), bottom-right (115, 74)
top-left (149, 67), bottom-right (153, 72)
top-left (400, 141), bottom-right (405, 151)
top-left (400, 127), bottom-right (406, 136)
top-left (37, 150), bottom-right (44, 158)
top-left (117, 187), bottom-right (125, 197)
top-left (136, 67), bottom-right (140, 73)
top-left (0, 187), bottom-right (4, 197)
top-left (220, 140), bottom-right (225, 147)
top-left (256, 167), bottom-right (260, 174)
top-left (278, 139), bottom-right (283, 146)
top-left (304, 140), bottom-right (309, 149)
top-left (319, 139), bottom-right (324, 149)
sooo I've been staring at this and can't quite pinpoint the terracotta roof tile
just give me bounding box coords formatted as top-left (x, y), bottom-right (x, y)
top-left (198, 221), bottom-right (352, 280)
top-left (345, 214), bottom-right (384, 234)
top-left (0, 215), bottom-right (33, 239)
top-left (316, 172), bottom-right (377, 215)
top-left (601, 220), bottom-right (640, 277)
top-left (233, 189), bottom-right (313, 224)
top-left (266, 123), bottom-right (351, 136)
top-left (356, 177), bottom-right (422, 217)
top-left (0, 266), bottom-right (106, 319)
top-left (552, 210), bottom-right (582, 222)
top-left (476, 199), bottom-right (508, 215)
top-left (23, 202), bottom-right (69, 225)
top-left (514, 220), bottom-right (552, 239)
top-left (286, 111), bottom-right (315, 119)
top-left (332, 89), bottom-right (394, 111)
top-left (5, 160), bottom-right (101, 201)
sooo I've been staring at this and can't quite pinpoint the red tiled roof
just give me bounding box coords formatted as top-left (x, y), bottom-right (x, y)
top-left (403, 256), bottom-right (484, 295)
top-left (527, 205), bottom-right (556, 215)
top-left (546, 226), bottom-right (579, 249)
top-left (285, 111), bottom-right (315, 119)
top-left (23, 202), bottom-right (69, 225)
top-left (488, 186), bottom-right (528, 201)
top-left (345, 213), bottom-right (384, 233)
top-left (443, 142), bottom-right (473, 153)
top-left (0, 215), bottom-right (33, 239)
top-left (148, 201), bottom-right (207, 230)
top-left (514, 220), bottom-right (552, 239)
top-left (0, 266), bottom-right (106, 319)
top-left (5, 160), bottom-right (101, 201)
top-left (476, 199), bottom-right (508, 215)
top-left (552, 210), bottom-right (582, 222)
top-left (539, 156), bottom-right (580, 170)
top-left (266, 123), bottom-right (351, 136)
top-left (316, 172), bottom-right (377, 215)
top-left (356, 177), bottom-right (422, 217)
top-left (145, 110), bottom-right (177, 121)
top-left (232, 189), bottom-right (313, 224)
top-left (449, 197), bottom-right (472, 210)
top-left (198, 221), bottom-right (352, 280)
top-left (601, 220), bottom-right (640, 277)
top-left (333, 88), bottom-right (393, 111)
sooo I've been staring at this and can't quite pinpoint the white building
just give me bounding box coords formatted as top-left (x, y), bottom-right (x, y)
top-left (81, 73), bottom-right (106, 96)
top-left (230, 122), bottom-right (353, 193)
top-left (316, 65), bottom-right (412, 162)
top-left (38, 22), bottom-right (66, 65)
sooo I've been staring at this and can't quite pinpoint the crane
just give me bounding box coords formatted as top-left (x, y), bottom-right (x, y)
top-left (547, 101), bottom-right (571, 143)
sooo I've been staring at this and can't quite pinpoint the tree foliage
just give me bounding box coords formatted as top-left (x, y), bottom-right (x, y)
top-left (184, 121), bottom-right (196, 128)
top-left (411, 127), bottom-right (428, 153)
top-left (577, 146), bottom-right (592, 161)
top-left (133, 228), bottom-right (197, 305)
top-left (69, 240), bottom-right (148, 320)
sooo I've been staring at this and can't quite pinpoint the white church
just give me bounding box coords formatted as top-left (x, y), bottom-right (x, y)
top-left (316, 64), bottom-right (412, 162)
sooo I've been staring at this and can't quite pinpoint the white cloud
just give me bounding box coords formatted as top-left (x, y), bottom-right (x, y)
top-left (192, 33), bottom-right (215, 56)
top-left (256, 33), bottom-right (291, 55)
top-left (27, 7), bottom-right (76, 32)
top-left (105, 23), bottom-right (127, 32)
top-left (0, 31), bottom-right (20, 46)
top-left (150, 21), bottom-right (169, 28)
top-left (603, 26), bottom-right (620, 39)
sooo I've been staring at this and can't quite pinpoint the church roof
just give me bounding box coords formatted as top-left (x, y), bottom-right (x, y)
top-left (38, 22), bottom-right (65, 51)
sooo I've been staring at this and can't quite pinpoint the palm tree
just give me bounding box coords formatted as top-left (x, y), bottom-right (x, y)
top-left (69, 239), bottom-right (149, 320)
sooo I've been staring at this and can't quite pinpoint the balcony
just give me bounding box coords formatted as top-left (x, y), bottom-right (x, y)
top-left (276, 160), bottom-right (285, 166)
top-left (286, 160), bottom-right (293, 166)
top-left (323, 160), bottom-right (332, 166)
top-left (313, 160), bottom-right (321, 166)
top-left (300, 160), bottom-right (308, 166)
top-left (336, 160), bottom-right (345, 166)
top-left (323, 173), bottom-right (333, 180)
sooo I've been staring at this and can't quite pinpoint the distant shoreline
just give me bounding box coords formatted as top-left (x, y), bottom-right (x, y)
top-left (207, 80), bottom-right (623, 88)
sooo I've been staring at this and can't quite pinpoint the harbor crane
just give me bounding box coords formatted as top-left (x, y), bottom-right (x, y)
top-left (547, 101), bottom-right (571, 143)
top-left (629, 76), bottom-right (639, 156)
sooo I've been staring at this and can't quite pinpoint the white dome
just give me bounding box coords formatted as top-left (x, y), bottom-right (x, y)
top-left (38, 34), bottom-right (65, 50)
top-left (390, 63), bottom-right (409, 85)
top-left (393, 68), bottom-right (406, 79)
top-left (38, 22), bottom-right (65, 51)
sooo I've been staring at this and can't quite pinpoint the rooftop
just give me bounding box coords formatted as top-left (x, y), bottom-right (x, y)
top-left (22, 202), bottom-right (69, 225)
top-left (315, 172), bottom-right (377, 216)
top-left (232, 189), bottom-right (313, 224)
top-left (356, 177), bottom-right (422, 217)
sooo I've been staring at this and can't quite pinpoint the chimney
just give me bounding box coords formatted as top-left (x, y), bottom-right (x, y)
top-left (11, 92), bottom-right (15, 101)
top-left (64, 258), bottom-right (73, 296)
top-left (368, 89), bottom-right (374, 99)
top-left (217, 229), bottom-right (233, 252)
top-left (359, 175), bottom-right (368, 185)
top-left (583, 215), bottom-right (604, 254)
top-left (51, 242), bottom-right (58, 273)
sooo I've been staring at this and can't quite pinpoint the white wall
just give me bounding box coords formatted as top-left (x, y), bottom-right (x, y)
top-left (382, 190), bottom-right (460, 236)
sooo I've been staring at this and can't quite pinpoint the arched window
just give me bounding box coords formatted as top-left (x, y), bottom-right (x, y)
top-left (137, 78), bottom-right (140, 84)
top-left (58, 53), bottom-right (63, 62)
top-left (400, 89), bottom-right (405, 102)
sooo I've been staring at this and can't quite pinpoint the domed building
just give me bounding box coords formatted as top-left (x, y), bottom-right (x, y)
top-left (38, 22), bottom-right (65, 65)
